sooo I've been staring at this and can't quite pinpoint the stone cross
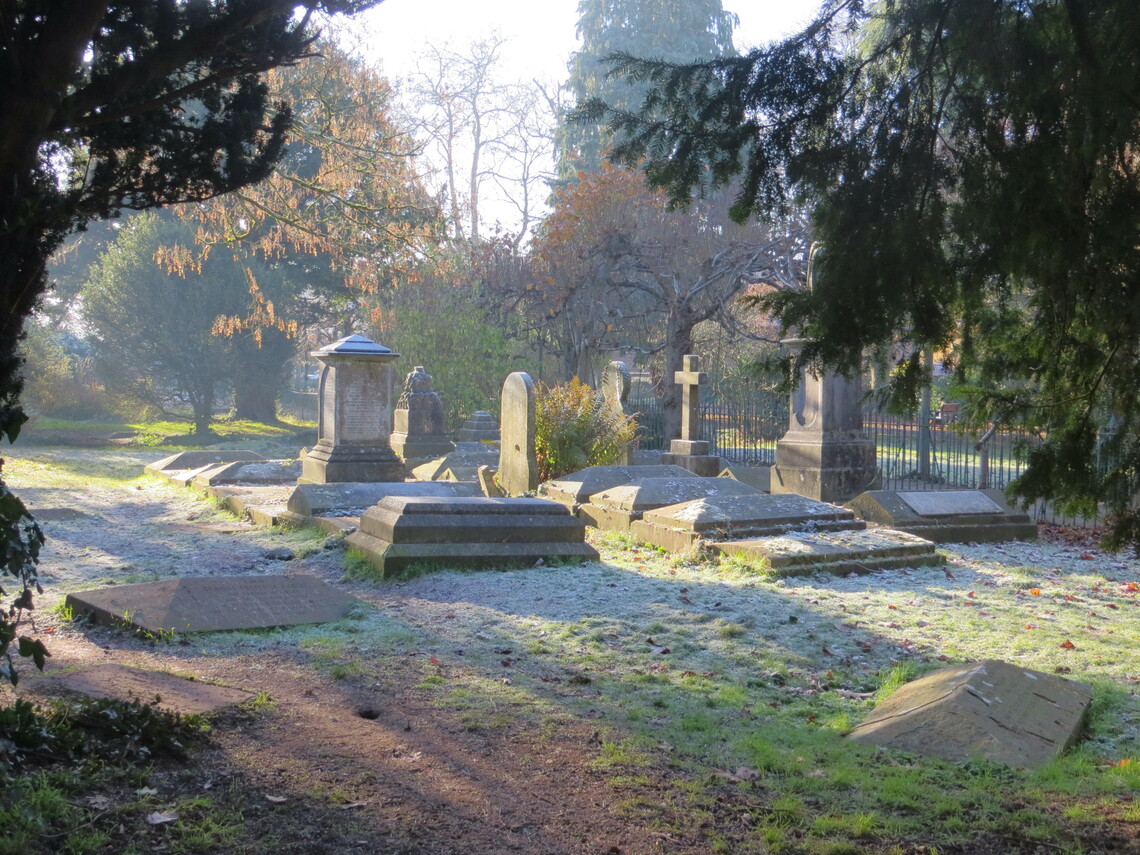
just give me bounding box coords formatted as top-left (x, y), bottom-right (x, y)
top-left (674, 354), bottom-right (707, 442)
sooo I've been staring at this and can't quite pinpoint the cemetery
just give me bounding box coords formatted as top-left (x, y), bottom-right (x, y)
top-left (4, 1), bottom-right (1140, 853)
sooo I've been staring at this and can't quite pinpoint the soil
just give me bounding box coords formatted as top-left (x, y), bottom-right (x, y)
top-left (3, 445), bottom-right (1139, 855)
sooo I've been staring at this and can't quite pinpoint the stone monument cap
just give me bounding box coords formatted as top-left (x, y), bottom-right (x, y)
top-left (311, 334), bottom-right (396, 359)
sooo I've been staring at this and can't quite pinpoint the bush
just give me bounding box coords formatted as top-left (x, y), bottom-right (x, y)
top-left (534, 378), bottom-right (638, 482)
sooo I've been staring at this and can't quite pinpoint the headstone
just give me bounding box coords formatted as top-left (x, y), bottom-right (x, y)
top-left (630, 493), bottom-right (864, 553)
top-left (286, 480), bottom-right (481, 517)
top-left (345, 496), bottom-right (598, 577)
top-left (600, 361), bottom-right (634, 465)
top-left (389, 365), bottom-right (456, 463)
top-left (34, 664), bottom-right (252, 715)
top-left (579, 475), bottom-right (763, 531)
top-left (771, 338), bottom-right (880, 503)
top-left (846, 489), bottom-right (1037, 543)
top-left (498, 372), bottom-right (538, 496)
top-left (300, 334), bottom-right (406, 484)
top-left (712, 527), bottom-right (943, 576)
top-left (661, 355), bottom-right (720, 476)
top-left (65, 576), bottom-right (358, 634)
top-left (848, 660), bottom-right (1092, 769)
top-left (456, 410), bottom-right (500, 443)
top-left (540, 464), bottom-right (699, 510)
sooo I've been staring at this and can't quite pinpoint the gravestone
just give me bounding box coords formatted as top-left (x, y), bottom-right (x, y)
top-left (456, 410), bottom-right (500, 443)
top-left (772, 338), bottom-right (880, 503)
top-left (712, 527), bottom-right (943, 575)
top-left (66, 576), bottom-right (357, 634)
top-left (600, 361), bottom-right (634, 465)
top-left (661, 355), bottom-right (720, 476)
top-left (848, 660), bottom-right (1092, 769)
top-left (346, 495), bottom-right (598, 577)
top-left (719, 465), bottom-right (771, 492)
top-left (192, 459), bottom-right (302, 489)
top-left (301, 334), bottom-right (406, 484)
top-left (579, 475), bottom-right (763, 531)
top-left (630, 492), bottom-right (864, 553)
top-left (35, 664), bottom-right (252, 715)
top-left (846, 489), bottom-right (1037, 543)
top-left (389, 365), bottom-right (455, 463)
top-left (540, 464), bottom-right (699, 510)
top-left (498, 372), bottom-right (538, 496)
top-left (411, 448), bottom-right (501, 482)
top-left (146, 450), bottom-right (267, 487)
top-left (286, 480), bottom-right (480, 517)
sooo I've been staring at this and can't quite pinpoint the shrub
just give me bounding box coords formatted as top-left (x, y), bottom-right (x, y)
top-left (534, 378), bottom-right (638, 482)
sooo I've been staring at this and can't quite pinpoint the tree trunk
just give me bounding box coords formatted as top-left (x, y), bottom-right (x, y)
top-left (230, 328), bottom-right (292, 424)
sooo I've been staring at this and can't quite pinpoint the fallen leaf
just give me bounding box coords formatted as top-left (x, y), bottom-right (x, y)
top-left (136, 787), bottom-right (159, 797)
top-left (265, 795), bottom-right (288, 804)
top-left (83, 794), bottom-right (113, 810)
top-left (146, 811), bottom-right (179, 826)
top-left (339, 802), bottom-right (367, 810)
top-left (1079, 552), bottom-right (1095, 560)
top-left (1029, 588), bottom-right (1041, 596)
top-left (1060, 639), bottom-right (1077, 649)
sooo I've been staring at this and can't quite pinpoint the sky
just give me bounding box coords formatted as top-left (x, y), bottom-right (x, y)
top-left (352, 0), bottom-right (823, 84)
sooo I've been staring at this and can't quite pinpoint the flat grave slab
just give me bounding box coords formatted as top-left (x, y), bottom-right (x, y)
top-left (848, 660), bottom-right (1092, 769)
top-left (66, 575), bottom-right (358, 634)
top-left (411, 449), bottom-right (500, 481)
top-left (32, 664), bottom-right (252, 715)
top-left (191, 459), bottom-right (302, 488)
top-left (712, 527), bottom-right (943, 576)
top-left (847, 489), bottom-right (1037, 543)
top-left (631, 493), bottom-right (864, 552)
top-left (540, 464), bottom-right (699, 508)
top-left (145, 451), bottom-right (265, 483)
top-left (286, 480), bottom-right (480, 517)
top-left (579, 476), bottom-right (762, 532)
top-left (719, 465), bottom-right (771, 492)
top-left (346, 495), bottom-right (598, 577)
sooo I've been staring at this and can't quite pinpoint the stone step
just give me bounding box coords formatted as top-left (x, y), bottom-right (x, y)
top-left (712, 528), bottom-right (943, 576)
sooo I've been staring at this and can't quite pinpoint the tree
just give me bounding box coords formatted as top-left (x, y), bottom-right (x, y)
top-left (560, 0), bottom-right (737, 175)
top-left (593, 0), bottom-right (1140, 547)
top-left (84, 211), bottom-right (254, 434)
top-left (521, 164), bottom-right (807, 438)
top-left (0, 0), bottom-right (380, 685)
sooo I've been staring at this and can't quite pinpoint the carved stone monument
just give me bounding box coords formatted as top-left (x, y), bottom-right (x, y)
top-left (300, 334), bottom-right (405, 484)
top-left (498, 372), bottom-right (538, 496)
top-left (661, 355), bottom-right (720, 476)
top-left (772, 338), bottom-right (880, 503)
top-left (456, 410), bottom-right (501, 443)
top-left (389, 365), bottom-right (455, 463)
top-left (600, 360), bottom-right (633, 464)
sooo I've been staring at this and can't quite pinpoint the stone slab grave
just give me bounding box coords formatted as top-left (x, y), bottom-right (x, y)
top-left (712, 527), bottom-right (943, 575)
top-left (285, 480), bottom-right (481, 519)
top-left (31, 664), bottom-right (251, 715)
top-left (540, 464), bottom-right (700, 510)
top-left (66, 576), bottom-right (357, 634)
top-left (145, 450), bottom-right (266, 487)
top-left (846, 489), bottom-right (1037, 543)
top-left (346, 495), bottom-right (598, 577)
top-left (719, 465), bottom-right (771, 493)
top-left (411, 448), bottom-right (500, 482)
top-left (191, 458), bottom-right (302, 489)
top-left (579, 475), bottom-right (763, 532)
top-left (631, 493), bottom-right (866, 553)
top-left (848, 660), bottom-right (1092, 769)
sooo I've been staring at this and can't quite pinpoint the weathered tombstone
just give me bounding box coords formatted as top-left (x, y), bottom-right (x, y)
top-left (389, 365), bottom-right (455, 463)
top-left (286, 480), bottom-right (480, 517)
top-left (34, 664), bottom-right (252, 715)
top-left (661, 355), bottom-right (720, 476)
top-left (771, 338), bottom-right (880, 503)
top-left (498, 372), bottom-right (538, 496)
top-left (579, 475), bottom-right (763, 531)
top-left (848, 660), bottom-right (1092, 769)
top-left (456, 410), bottom-right (500, 443)
top-left (712, 527), bottom-right (943, 575)
top-left (540, 464), bottom-right (699, 510)
top-left (192, 459), bottom-right (302, 489)
top-left (65, 576), bottom-right (358, 634)
top-left (301, 334), bottom-right (405, 484)
top-left (145, 450), bottom-right (267, 487)
top-left (410, 448), bottom-right (501, 482)
top-left (600, 360), bottom-right (634, 465)
top-left (345, 495), bottom-right (598, 577)
top-left (846, 489), bottom-right (1038, 542)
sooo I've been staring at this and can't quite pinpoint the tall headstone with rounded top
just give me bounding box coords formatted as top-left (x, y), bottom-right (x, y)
top-left (498, 372), bottom-right (538, 496)
top-left (389, 365), bottom-right (455, 463)
top-left (300, 334), bottom-right (406, 484)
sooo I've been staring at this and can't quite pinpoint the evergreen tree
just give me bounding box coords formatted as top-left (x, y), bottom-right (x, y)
top-left (560, 0), bottom-right (737, 175)
top-left (592, 0), bottom-right (1140, 548)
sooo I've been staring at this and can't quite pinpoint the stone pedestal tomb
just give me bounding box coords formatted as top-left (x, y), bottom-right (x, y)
top-left (301, 334), bottom-right (406, 484)
top-left (389, 365), bottom-right (455, 462)
top-left (457, 410), bottom-right (500, 443)
top-left (660, 355), bottom-right (720, 476)
top-left (772, 338), bottom-right (880, 503)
